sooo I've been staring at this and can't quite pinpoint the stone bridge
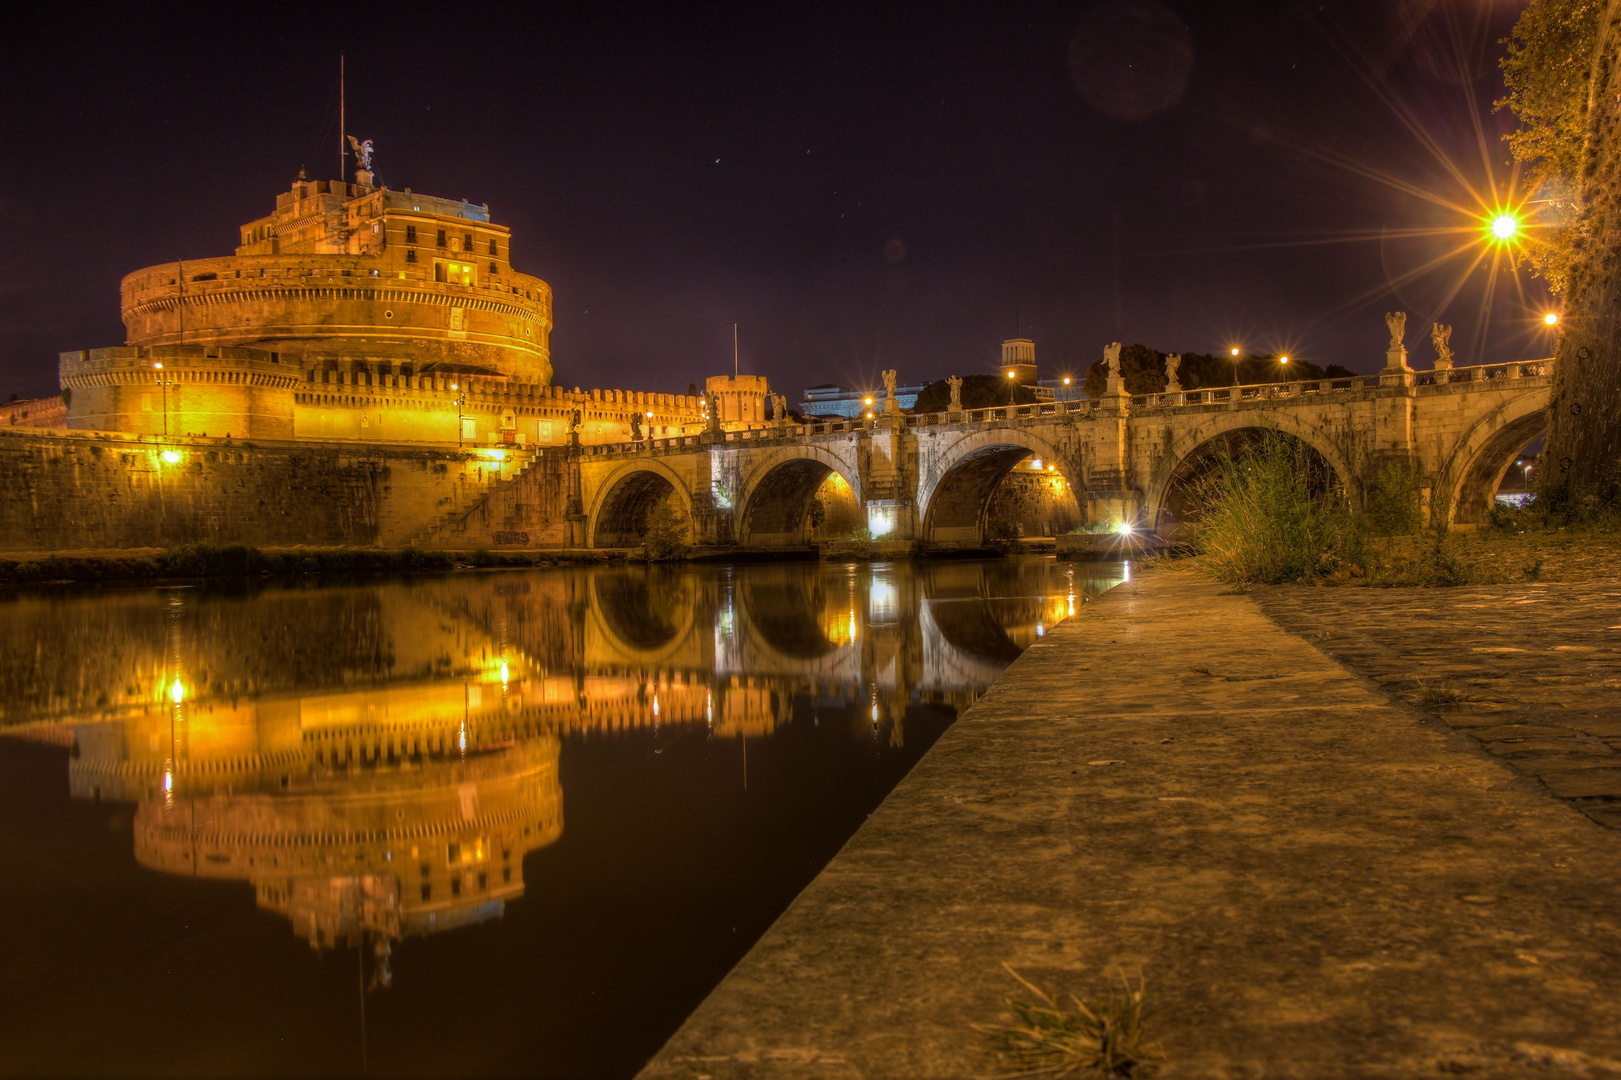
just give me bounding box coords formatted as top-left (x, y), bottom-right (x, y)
top-left (429, 353), bottom-right (1552, 551)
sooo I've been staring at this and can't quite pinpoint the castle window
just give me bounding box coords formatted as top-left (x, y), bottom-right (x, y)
top-left (436, 229), bottom-right (447, 247)
top-left (463, 232), bottom-right (473, 251)
top-left (420, 884), bottom-right (431, 901)
top-left (488, 239), bottom-right (498, 256)
top-left (406, 249), bottom-right (416, 263)
top-left (405, 225), bottom-right (417, 244)
top-left (490, 262), bottom-right (498, 275)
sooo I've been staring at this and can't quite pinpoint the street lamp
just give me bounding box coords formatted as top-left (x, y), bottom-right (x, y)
top-left (1543, 312), bottom-right (1560, 326)
top-left (452, 382), bottom-right (466, 447)
top-left (153, 362), bottom-right (171, 437)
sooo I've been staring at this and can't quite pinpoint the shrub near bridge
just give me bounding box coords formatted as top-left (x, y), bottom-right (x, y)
top-left (1192, 429), bottom-right (1367, 583)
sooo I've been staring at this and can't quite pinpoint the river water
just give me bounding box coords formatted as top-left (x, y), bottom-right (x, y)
top-left (0, 555), bottom-right (1125, 1077)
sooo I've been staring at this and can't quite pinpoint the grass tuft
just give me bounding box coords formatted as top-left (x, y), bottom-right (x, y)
top-left (978, 965), bottom-right (1155, 1079)
top-left (1413, 680), bottom-right (1477, 707)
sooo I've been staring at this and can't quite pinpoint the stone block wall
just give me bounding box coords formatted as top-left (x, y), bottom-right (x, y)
top-left (0, 431), bottom-right (509, 553)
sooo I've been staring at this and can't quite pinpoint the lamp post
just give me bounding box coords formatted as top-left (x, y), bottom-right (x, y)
top-left (153, 362), bottom-right (171, 437)
top-left (1229, 347), bottom-right (1242, 387)
top-left (452, 382), bottom-right (466, 447)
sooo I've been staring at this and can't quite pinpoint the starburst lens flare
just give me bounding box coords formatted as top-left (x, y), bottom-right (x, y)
top-left (1544, 312), bottom-right (1559, 326)
top-left (1491, 214), bottom-right (1519, 241)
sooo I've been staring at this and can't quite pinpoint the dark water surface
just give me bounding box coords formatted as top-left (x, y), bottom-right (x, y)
top-left (0, 556), bottom-right (1125, 1077)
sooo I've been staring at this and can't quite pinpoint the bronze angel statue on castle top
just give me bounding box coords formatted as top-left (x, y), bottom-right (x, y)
top-left (347, 135), bottom-right (374, 173)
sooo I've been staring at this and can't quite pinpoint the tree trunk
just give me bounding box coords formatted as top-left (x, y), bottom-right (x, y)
top-left (1545, 7), bottom-right (1621, 503)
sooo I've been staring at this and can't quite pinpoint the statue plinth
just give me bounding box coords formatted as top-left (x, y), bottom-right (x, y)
top-left (1383, 346), bottom-right (1411, 372)
top-left (1165, 379), bottom-right (1182, 394)
top-left (883, 398), bottom-right (900, 415)
top-left (354, 170), bottom-right (374, 187)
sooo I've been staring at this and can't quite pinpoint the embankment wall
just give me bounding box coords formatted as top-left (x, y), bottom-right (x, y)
top-left (0, 429), bottom-right (510, 552)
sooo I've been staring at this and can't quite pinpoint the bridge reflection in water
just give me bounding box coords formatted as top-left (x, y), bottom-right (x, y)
top-left (0, 556), bottom-right (1123, 1073)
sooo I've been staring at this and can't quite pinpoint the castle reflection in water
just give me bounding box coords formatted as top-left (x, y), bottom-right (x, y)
top-left (1, 558), bottom-right (1124, 976)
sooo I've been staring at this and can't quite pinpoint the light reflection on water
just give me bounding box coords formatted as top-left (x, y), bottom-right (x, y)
top-left (0, 556), bottom-right (1124, 1077)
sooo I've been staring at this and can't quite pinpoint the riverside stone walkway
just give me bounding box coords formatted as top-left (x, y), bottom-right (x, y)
top-left (1255, 584), bottom-right (1621, 831)
top-left (640, 570), bottom-right (1621, 1080)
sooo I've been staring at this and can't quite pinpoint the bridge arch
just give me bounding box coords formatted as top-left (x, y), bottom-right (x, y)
top-left (1437, 391), bottom-right (1547, 524)
top-left (737, 445), bottom-right (863, 546)
top-left (1143, 411), bottom-right (1354, 538)
top-left (587, 460), bottom-right (694, 549)
top-left (919, 428), bottom-right (1082, 546)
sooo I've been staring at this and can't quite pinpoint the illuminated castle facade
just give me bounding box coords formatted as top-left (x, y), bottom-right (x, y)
top-left (49, 165), bottom-right (767, 448)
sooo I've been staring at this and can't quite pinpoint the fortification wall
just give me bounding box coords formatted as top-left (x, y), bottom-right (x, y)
top-left (0, 430), bottom-right (516, 553)
top-left (415, 451), bottom-right (576, 549)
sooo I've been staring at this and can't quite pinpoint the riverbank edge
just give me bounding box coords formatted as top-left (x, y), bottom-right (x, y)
top-left (637, 567), bottom-right (1621, 1079)
top-left (0, 541), bottom-right (1128, 586)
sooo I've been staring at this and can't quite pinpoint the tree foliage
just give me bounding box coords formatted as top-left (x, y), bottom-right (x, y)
top-left (1079, 343), bottom-right (1355, 398)
top-left (1500, 0), bottom-right (1621, 506)
top-left (641, 498), bottom-right (689, 560)
top-left (912, 374), bottom-right (1039, 413)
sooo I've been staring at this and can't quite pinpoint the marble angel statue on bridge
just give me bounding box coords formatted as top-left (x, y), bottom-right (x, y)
top-left (947, 375), bottom-right (963, 411)
top-left (1385, 311), bottom-right (1406, 350)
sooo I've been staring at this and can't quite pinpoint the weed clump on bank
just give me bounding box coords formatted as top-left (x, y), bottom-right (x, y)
top-left (978, 965), bottom-right (1155, 1078)
top-left (1190, 429), bottom-right (1491, 587)
top-left (1192, 430), bottom-right (1366, 584)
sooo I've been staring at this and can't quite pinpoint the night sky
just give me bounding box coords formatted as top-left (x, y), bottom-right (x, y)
top-left (1, 1), bottom-right (1552, 402)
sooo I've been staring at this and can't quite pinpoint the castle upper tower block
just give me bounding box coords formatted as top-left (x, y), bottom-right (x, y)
top-left (117, 172), bottom-right (553, 383)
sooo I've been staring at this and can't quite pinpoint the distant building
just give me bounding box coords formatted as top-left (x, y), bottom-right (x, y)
top-left (801, 381), bottom-right (927, 417)
top-left (998, 338), bottom-right (1057, 402)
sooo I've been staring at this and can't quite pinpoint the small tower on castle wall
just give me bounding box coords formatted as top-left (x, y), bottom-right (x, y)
top-left (705, 374), bottom-right (770, 426)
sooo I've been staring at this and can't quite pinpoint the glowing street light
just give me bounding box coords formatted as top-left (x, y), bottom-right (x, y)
top-left (1491, 214), bottom-right (1520, 241)
top-left (1544, 312), bottom-right (1560, 326)
top-left (1279, 355), bottom-right (1290, 365)
top-left (1062, 377), bottom-right (1072, 385)
top-left (1230, 347), bottom-right (1241, 357)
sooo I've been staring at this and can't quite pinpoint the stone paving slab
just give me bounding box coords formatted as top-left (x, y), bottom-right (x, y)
top-left (1254, 584), bottom-right (1621, 831)
top-left (639, 570), bottom-right (1621, 1080)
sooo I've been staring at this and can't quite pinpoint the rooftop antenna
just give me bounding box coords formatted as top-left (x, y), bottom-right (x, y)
top-left (733, 323), bottom-right (739, 378)
top-left (339, 54), bottom-right (346, 181)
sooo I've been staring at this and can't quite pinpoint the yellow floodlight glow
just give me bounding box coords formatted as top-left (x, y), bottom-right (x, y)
top-left (1544, 312), bottom-right (1559, 326)
top-left (1491, 214), bottom-right (1519, 240)
top-left (1280, 355), bottom-right (1290, 364)
top-left (152, 362), bottom-right (163, 370)
top-left (1062, 377), bottom-right (1071, 385)
top-left (1006, 370), bottom-right (1016, 378)
top-left (1230, 347), bottom-right (1241, 357)
top-left (160, 450), bottom-right (181, 464)
top-left (1117, 520), bottom-right (1134, 536)
top-left (170, 679), bottom-right (184, 704)
top-left (864, 397), bottom-right (873, 405)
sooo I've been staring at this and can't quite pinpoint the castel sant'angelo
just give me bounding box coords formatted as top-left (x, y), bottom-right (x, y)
top-left (42, 150), bottom-right (769, 447)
